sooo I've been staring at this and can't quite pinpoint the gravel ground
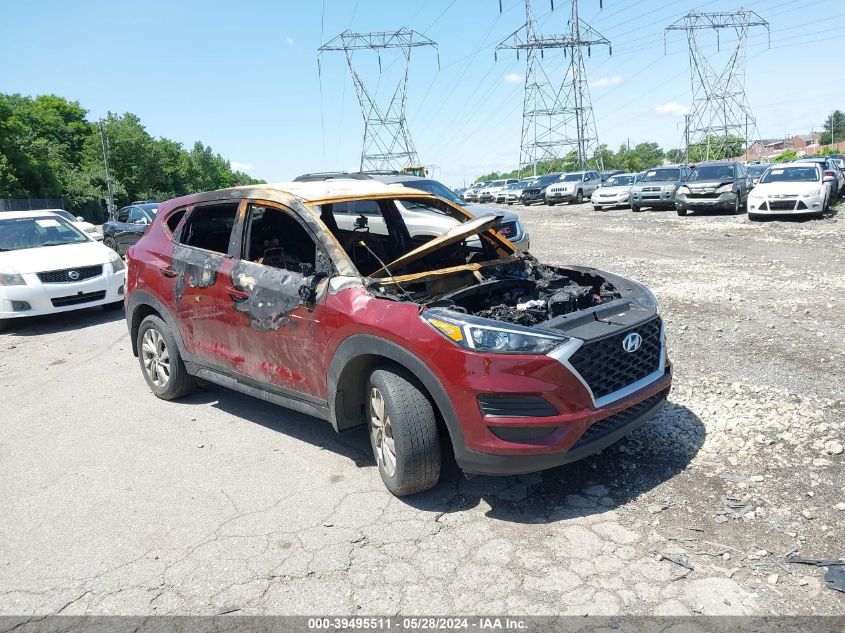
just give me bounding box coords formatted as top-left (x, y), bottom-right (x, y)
top-left (0, 201), bottom-right (842, 617)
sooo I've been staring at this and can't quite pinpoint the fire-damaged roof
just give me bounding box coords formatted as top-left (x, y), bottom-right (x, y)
top-left (171, 180), bottom-right (424, 208)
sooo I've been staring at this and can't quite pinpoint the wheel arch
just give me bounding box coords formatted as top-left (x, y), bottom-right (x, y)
top-left (126, 290), bottom-right (185, 358)
top-left (327, 334), bottom-right (464, 449)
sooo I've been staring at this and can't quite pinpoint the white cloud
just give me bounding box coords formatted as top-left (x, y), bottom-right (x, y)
top-left (503, 73), bottom-right (523, 84)
top-left (286, 37), bottom-right (294, 46)
top-left (590, 74), bottom-right (622, 88)
top-left (654, 101), bottom-right (690, 116)
top-left (230, 161), bottom-right (255, 173)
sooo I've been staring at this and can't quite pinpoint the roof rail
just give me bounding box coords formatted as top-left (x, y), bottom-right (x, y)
top-left (293, 172), bottom-right (374, 182)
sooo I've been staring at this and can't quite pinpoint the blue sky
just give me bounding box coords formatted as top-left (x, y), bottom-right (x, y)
top-left (2, 0), bottom-right (842, 187)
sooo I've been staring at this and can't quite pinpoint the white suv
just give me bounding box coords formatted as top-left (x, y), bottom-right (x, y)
top-left (478, 179), bottom-right (518, 203)
top-left (545, 171), bottom-right (602, 205)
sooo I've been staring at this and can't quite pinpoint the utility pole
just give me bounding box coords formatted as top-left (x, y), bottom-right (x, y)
top-left (496, 0), bottom-right (610, 176)
top-left (98, 120), bottom-right (116, 216)
top-left (665, 10), bottom-right (769, 162)
top-left (318, 28), bottom-right (438, 173)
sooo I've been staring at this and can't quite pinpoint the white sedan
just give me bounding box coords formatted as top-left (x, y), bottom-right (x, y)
top-left (49, 209), bottom-right (104, 241)
top-left (591, 173), bottom-right (637, 210)
top-left (0, 211), bottom-right (126, 331)
top-left (747, 163), bottom-right (830, 221)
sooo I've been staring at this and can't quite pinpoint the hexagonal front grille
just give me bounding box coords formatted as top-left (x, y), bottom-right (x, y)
top-left (37, 265), bottom-right (103, 284)
top-left (568, 317), bottom-right (662, 400)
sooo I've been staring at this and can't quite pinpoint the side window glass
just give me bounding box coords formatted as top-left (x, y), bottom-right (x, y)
top-left (178, 202), bottom-right (239, 254)
top-left (117, 209), bottom-right (129, 223)
top-left (166, 208), bottom-right (187, 234)
top-left (244, 204), bottom-right (316, 272)
top-left (128, 208), bottom-right (145, 224)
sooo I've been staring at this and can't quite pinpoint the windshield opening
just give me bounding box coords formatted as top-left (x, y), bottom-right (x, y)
top-left (760, 166), bottom-right (819, 183)
top-left (316, 196), bottom-right (512, 278)
top-left (0, 216), bottom-right (89, 251)
top-left (404, 179), bottom-right (464, 205)
top-left (640, 169), bottom-right (680, 183)
top-left (688, 165), bottom-right (735, 182)
top-left (606, 175), bottom-right (634, 187)
top-left (561, 174), bottom-right (582, 182)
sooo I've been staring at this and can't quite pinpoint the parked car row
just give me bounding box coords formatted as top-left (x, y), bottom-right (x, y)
top-left (468, 157), bottom-right (844, 220)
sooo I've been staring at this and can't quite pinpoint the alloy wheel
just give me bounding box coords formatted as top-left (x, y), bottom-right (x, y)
top-left (141, 328), bottom-right (171, 388)
top-left (369, 386), bottom-right (397, 477)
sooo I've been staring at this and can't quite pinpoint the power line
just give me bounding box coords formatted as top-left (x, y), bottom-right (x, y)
top-left (496, 0), bottom-right (611, 175)
top-left (319, 29), bottom-right (439, 171)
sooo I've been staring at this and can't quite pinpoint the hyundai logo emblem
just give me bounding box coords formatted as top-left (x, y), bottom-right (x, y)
top-left (622, 332), bottom-right (642, 353)
top-left (68, 270), bottom-right (80, 280)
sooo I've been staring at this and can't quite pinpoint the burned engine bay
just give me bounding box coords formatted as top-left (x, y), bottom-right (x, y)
top-left (377, 259), bottom-right (627, 327)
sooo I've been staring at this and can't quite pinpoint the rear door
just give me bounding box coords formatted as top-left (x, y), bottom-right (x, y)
top-left (171, 200), bottom-right (243, 368)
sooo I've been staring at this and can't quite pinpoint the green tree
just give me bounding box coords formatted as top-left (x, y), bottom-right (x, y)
top-left (820, 109), bottom-right (845, 145)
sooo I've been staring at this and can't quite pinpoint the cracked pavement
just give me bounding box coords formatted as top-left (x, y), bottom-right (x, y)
top-left (0, 202), bottom-right (843, 616)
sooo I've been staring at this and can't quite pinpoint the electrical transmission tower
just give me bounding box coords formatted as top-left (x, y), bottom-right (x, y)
top-left (665, 10), bottom-right (769, 162)
top-left (319, 28), bottom-right (438, 172)
top-left (496, 0), bottom-right (610, 176)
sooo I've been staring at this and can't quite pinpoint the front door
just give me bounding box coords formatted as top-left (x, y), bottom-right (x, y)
top-left (225, 201), bottom-right (331, 398)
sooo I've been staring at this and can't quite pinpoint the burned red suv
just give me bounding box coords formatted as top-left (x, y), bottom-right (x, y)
top-left (125, 180), bottom-right (671, 495)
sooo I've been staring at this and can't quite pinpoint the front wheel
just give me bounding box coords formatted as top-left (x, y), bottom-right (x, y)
top-left (0, 319), bottom-right (8, 333)
top-left (748, 213), bottom-right (762, 222)
top-left (103, 236), bottom-right (118, 252)
top-left (367, 367), bottom-right (441, 496)
top-left (631, 204), bottom-right (641, 213)
top-left (733, 196), bottom-right (742, 215)
top-left (676, 208), bottom-right (688, 216)
top-left (574, 190), bottom-right (583, 204)
top-left (137, 315), bottom-right (196, 400)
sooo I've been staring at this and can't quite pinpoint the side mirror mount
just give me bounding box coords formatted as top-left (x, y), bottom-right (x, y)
top-left (823, 175), bottom-right (834, 183)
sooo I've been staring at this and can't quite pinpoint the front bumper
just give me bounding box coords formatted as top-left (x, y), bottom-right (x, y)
top-left (747, 195), bottom-right (824, 215)
top-left (592, 194), bottom-right (629, 208)
top-left (456, 383), bottom-right (670, 475)
top-left (521, 191), bottom-right (546, 204)
top-left (631, 189), bottom-right (676, 208)
top-left (511, 233), bottom-right (530, 251)
top-left (425, 320), bottom-right (671, 476)
top-left (0, 267), bottom-right (126, 320)
top-left (545, 190), bottom-right (575, 203)
top-left (676, 192), bottom-right (736, 212)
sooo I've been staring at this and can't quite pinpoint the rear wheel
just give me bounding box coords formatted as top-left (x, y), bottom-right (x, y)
top-left (103, 236), bottom-right (118, 252)
top-left (573, 190), bottom-right (583, 204)
top-left (367, 367), bottom-right (441, 496)
top-left (676, 208), bottom-right (688, 216)
top-left (137, 315), bottom-right (196, 400)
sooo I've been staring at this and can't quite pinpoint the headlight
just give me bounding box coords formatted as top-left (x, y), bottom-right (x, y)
top-left (108, 251), bottom-right (126, 273)
top-left (716, 184), bottom-right (734, 194)
top-left (805, 189), bottom-right (822, 197)
top-left (677, 186), bottom-right (690, 194)
top-left (421, 310), bottom-right (569, 355)
top-left (0, 270), bottom-right (26, 286)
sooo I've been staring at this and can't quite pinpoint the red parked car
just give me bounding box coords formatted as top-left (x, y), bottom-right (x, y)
top-left (125, 180), bottom-right (671, 495)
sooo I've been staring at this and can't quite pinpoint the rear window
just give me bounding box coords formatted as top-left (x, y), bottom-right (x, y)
top-left (165, 208), bottom-right (187, 233)
top-left (178, 202), bottom-right (239, 254)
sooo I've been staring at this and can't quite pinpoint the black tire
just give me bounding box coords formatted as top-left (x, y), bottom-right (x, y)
top-left (0, 319), bottom-right (8, 333)
top-left (732, 195), bottom-right (742, 215)
top-left (102, 300), bottom-right (124, 312)
top-left (136, 314), bottom-right (196, 400)
top-left (103, 236), bottom-right (118, 252)
top-left (367, 367), bottom-right (441, 496)
top-left (631, 204), bottom-right (641, 213)
top-left (676, 208), bottom-right (688, 216)
top-left (748, 213), bottom-right (762, 222)
top-left (574, 190), bottom-right (583, 204)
